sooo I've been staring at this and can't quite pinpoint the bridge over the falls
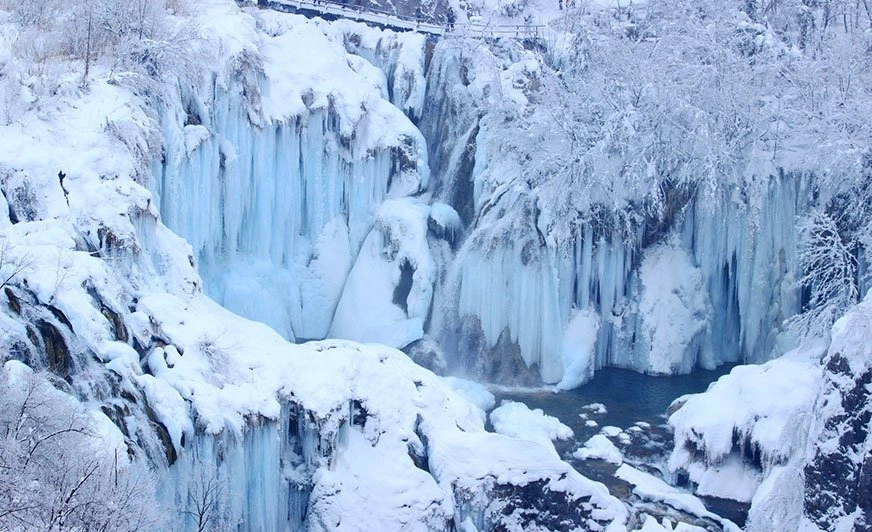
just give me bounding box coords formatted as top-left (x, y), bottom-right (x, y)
top-left (254, 0), bottom-right (551, 39)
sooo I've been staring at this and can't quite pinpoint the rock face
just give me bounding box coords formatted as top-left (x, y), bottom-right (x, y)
top-left (801, 298), bottom-right (872, 531)
top-left (486, 478), bottom-right (613, 531)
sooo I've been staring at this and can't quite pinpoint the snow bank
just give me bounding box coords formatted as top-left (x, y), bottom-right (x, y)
top-left (668, 344), bottom-right (823, 502)
top-left (489, 400), bottom-right (573, 456)
top-left (616, 465), bottom-right (740, 531)
top-left (634, 514), bottom-right (707, 532)
top-left (573, 434), bottom-right (623, 464)
top-left (441, 376), bottom-right (496, 413)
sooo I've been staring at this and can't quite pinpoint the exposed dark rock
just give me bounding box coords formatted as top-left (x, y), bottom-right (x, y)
top-left (142, 395), bottom-right (178, 465)
top-left (453, 315), bottom-right (542, 386)
top-left (452, 477), bottom-right (615, 532)
top-left (427, 214), bottom-right (456, 245)
top-left (351, 399), bottom-right (369, 428)
top-left (408, 414), bottom-right (430, 473)
top-left (4, 286), bottom-right (20, 314)
top-left (97, 225), bottom-right (120, 252)
top-left (448, 123), bottom-right (478, 228)
top-left (803, 352), bottom-right (872, 531)
top-left (101, 403), bottom-right (132, 439)
top-left (35, 319), bottom-right (70, 376)
top-left (150, 418), bottom-right (178, 465)
top-left (392, 259), bottom-right (415, 314)
top-left (101, 305), bottom-right (129, 343)
top-left (25, 324), bottom-right (39, 350)
top-left (392, 135), bottom-right (419, 177)
top-left (48, 304), bottom-right (73, 331)
top-left (641, 180), bottom-right (694, 249)
top-left (403, 338), bottom-right (447, 374)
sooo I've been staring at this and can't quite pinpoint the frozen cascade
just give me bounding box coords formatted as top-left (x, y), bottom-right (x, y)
top-left (440, 174), bottom-right (808, 384)
top-left (152, 57), bottom-right (429, 342)
top-left (151, 11), bottom-right (810, 386)
top-left (161, 401), bottom-right (342, 531)
top-left (457, 244), bottom-right (564, 383)
top-left (408, 30), bottom-right (820, 385)
top-left (682, 174), bottom-right (806, 365)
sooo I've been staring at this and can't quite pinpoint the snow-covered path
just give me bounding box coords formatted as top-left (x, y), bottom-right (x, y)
top-left (256, 0), bottom-right (550, 38)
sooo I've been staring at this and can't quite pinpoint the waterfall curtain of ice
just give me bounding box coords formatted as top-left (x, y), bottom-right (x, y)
top-left (152, 87), bottom-right (401, 341)
top-left (152, 29), bottom-right (809, 387)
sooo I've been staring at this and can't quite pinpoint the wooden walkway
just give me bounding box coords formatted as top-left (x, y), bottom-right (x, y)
top-left (255, 0), bottom-right (550, 39)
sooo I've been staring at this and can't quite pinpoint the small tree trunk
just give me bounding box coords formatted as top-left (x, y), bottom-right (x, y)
top-left (83, 10), bottom-right (92, 86)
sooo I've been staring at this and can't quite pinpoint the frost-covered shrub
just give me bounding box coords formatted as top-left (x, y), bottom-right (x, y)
top-left (0, 361), bottom-right (160, 530)
top-left (789, 211), bottom-right (860, 340)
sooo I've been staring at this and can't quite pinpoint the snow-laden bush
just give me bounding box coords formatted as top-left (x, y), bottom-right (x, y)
top-left (0, 361), bottom-right (160, 530)
top-left (788, 211), bottom-right (860, 340)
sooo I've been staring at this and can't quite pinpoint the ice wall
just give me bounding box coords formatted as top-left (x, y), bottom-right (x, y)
top-left (152, 16), bottom-right (430, 344)
top-left (420, 38), bottom-right (810, 385)
top-left (154, 9), bottom-right (810, 386)
top-left (455, 175), bottom-right (804, 384)
top-left (162, 402), bottom-right (343, 531)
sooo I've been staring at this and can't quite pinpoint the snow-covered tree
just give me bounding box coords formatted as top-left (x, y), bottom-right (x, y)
top-left (788, 211), bottom-right (859, 339)
top-left (0, 362), bottom-right (160, 531)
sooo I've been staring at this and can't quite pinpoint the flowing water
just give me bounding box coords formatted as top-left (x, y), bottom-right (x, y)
top-left (493, 365), bottom-right (751, 527)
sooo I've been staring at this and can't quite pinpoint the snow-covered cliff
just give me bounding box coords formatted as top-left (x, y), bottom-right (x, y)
top-left (0, 1), bottom-right (628, 529)
top-left (664, 290), bottom-right (872, 531)
top-left (1, 0), bottom-right (871, 529)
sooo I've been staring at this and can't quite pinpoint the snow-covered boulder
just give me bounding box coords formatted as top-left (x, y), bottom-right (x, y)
top-left (574, 434), bottom-right (623, 465)
top-left (667, 345), bottom-right (823, 504)
top-left (489, 400), bottom-right (574, 456)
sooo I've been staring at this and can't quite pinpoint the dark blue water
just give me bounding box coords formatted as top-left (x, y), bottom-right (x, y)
top-left (494, 364), bottom-right (750, 526)
top-left (494, 365), bottom-right (736, 444)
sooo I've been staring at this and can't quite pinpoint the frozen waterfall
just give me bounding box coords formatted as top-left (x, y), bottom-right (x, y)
top-left (152, 17), bottom-right (811, 387)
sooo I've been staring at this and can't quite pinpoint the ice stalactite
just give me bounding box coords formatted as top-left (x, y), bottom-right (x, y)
top-left (420, 36), bottom-right (812, 383)
top-left (152, 18), bottom-right (429, 343)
